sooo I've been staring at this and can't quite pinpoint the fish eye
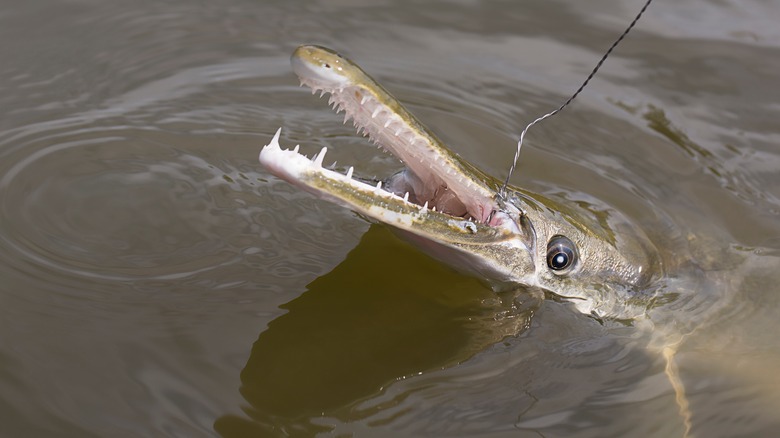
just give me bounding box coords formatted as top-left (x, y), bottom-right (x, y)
top-left (546, 235), bottom-right (577, 273)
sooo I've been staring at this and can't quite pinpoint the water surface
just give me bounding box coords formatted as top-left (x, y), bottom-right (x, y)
top-left (1, 0), bottom-right (779, 436)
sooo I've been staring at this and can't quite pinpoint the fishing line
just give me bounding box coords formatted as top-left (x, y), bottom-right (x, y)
top-left (498, 0), bottom-right (654, 201)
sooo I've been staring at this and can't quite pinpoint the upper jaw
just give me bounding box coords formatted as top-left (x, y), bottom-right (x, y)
top-left (289, 45), bottom-right (506, 227)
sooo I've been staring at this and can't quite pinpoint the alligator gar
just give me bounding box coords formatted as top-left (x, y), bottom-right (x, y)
top-left (259, 45), bottom-right (663, 320)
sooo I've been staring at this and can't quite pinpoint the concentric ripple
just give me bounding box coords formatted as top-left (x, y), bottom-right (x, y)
top-left (0, 124), bottom-right (249, 283)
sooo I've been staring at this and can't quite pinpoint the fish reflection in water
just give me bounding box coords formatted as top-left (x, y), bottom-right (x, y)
top-left (215, 226), bottom-right (536, 436)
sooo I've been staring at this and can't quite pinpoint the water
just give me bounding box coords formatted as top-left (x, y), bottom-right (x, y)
top-left (1, 0), bottom-right (779, 436)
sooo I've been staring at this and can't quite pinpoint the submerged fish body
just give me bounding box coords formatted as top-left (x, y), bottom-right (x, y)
top-left (260, 45), bottom-right (662, 319)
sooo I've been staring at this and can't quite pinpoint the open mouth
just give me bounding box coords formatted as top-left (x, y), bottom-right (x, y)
top-left (260, 45), bottom-right (523, 242)
top-left (261, 128), bottom-right (499, 239)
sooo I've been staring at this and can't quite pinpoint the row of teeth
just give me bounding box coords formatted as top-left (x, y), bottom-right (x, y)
top-left (304, 147), bottom-right (485, 225)
top-left (307, 145), bottom-right (442, 213)
top-left (300, 80), bottom-right (426, 208)
top-left (303, 80), bottom-right (418, 152)
top-left (298, 80), bottom-right (480, 225)
top-left (310, 81), bottom-right (481, 193)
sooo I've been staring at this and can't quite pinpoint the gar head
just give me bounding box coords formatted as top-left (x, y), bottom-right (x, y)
top-left (259, 45), bottom-right (661, 319)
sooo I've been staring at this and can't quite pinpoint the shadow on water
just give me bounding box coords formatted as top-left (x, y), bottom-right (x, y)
top-left (214, 225), bottom-right (536, 436)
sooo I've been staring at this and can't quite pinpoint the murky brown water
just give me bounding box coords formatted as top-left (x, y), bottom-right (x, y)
top-left (1, 0), bottom-right (779, 436)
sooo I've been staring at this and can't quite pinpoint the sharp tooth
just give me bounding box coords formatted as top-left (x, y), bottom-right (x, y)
top-left (403, 192), bottom-right (409, 202)
top-left (432, 206), bottom-right (437, 212)
top-left (360, 95), bottom-right (369, 105)
top-left (319, 90), bottom-right (325, 98)
top-left (383, 119), bottom-right (392, 128)
top-left (371, 108), bottom-right (381, 119)
top-left (328, 96), bottom-right (335, 105)
top-left (343, 113), bottom-right (350, 124)
top-left (394, 128), bottom-right (402, 136)
top-left (293, 145), bottom-right (300, 153)
top-left (311, 89), bottom-right (317, 95)
top-left (422, 201), bottom-right (429, 211)
top-left (313, 147), bottom-right (327, 167)
top-left (376, 181), bottom-right (382, 189)
top-left (346, 167), bottom-right (354, 179)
